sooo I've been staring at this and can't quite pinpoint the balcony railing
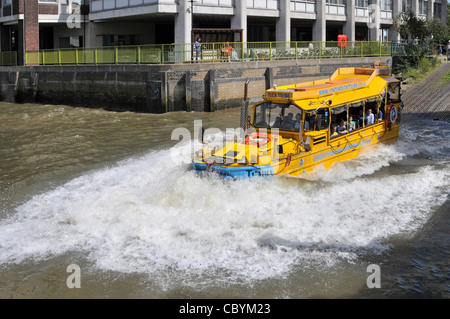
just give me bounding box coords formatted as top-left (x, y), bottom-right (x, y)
top-left (291, 0), bottom-right (315, 13)
top-left (355, 6), bottom-right (370, 17)
top-left (198, 0), bottom-right (234, 5)
top-left (23, 41), bottom-right (392, 66)
top-left (380, 10), bottom-right (393, 19)
top-left (91, 0), bottom-right (177, 12)
top-left (0, 51), bottom-right (17, 66)
top-left (326, 4), bottom-right (345, 15)
top-left (247, 0), bottom-right (279, 9)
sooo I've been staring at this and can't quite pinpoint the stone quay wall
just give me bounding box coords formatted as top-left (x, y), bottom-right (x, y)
top-left (0, 57), bottom-right (392, 113)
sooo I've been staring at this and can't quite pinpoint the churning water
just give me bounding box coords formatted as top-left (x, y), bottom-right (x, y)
top-left (0, 103), bottom-right (448, 298)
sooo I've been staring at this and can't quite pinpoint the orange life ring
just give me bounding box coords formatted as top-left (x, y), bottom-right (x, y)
top-left (244, 132), bottom-right (271, 146)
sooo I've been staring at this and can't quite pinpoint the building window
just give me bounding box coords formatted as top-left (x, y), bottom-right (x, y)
top-left (356, 0), bottom-right (369, 8)
top-left (38, 0), bottom-right (57, 3)
top-left (402, 0), bottom-right (412, 12)
top-left (3, 0), bottom-right (12, 5)
top-left (380, 0), bottom-right (392, 11)
top-left (433, 2), bottom-right (441, 18)
top-left (418, 0), bottom-right (428, 15)
top-left (381, 28), bottom-right (389, 41)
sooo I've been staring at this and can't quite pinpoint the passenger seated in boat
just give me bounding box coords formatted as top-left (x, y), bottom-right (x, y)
top-left (358, 110), bottom-right (365, 127)
top-left (338, 119), bottom-right (347, 135)
top-left (377, 108), bottom-right (383, 122)
top-left (348, 116), bottom-right (356, 131)
top-left (330, 124), bottom-right (338, 138)
top-left (366, 108), bottom-right (375, 125)
top-left (282, 113), bottom-right (295, 129)
top-left (294, 113), bottom-right (302, 130)
top-left (304, 120), bottom-right (310, 131)
top-left (304, 114), bottom-right (313, 131)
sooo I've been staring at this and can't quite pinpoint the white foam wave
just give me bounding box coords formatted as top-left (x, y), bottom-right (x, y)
top-left (302, 143), bottom-right (405, 182)
top-left (0, 138), bottom-right (448, 288)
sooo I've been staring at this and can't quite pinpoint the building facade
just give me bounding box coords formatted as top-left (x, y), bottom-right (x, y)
top-left (0, 0), bottom-right (447, 64)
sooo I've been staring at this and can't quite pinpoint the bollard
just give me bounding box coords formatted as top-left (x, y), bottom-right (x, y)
top-left (240, 80), bottom-right (250, 131)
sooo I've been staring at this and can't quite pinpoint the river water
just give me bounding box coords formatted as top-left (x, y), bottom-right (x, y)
top-left (0, 102), bottom-right (448, 299)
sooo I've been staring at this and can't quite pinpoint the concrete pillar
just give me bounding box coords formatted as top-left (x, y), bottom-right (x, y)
top-left (84, 22), bottom-right (95, 48)
top-left (24, 0), bottom-right (39, 52)
top-left (161, 71), bottom-right (168, 113)
top-left (343, 0), bottom-right (355, 41)
top-left (231, 0), bottom-right (247, 43)
top-left (276, 0), bottom-right (291, 42)
top-left (17, 20), bottom-right (25, 65)
top-left (175, 0), bottom-right (191, 45)
top-left (0, 24), bottom-right (4, 52)
top-left (411, 0), bottom-right (419, 14)
top-left (185, 71), bottom-right (191, 112)
top-left (368, 0), bottom-right (381, 41)
top-left (389, 0), bottom-right (401, 41)
top-left (18, 0), bottom-right (39, 65)
top-left (427, 0), bottom-right (433, 21)
top-left (265, 67), bottom-right (273, 90)
top-left (209, 70), bottom-right (215, 112)
top-left (313, 0), bottom-right (326, 42)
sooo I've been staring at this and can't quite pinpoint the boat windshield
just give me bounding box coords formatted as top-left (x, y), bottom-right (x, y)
top-left (254, 102), bottom-right (302, 132)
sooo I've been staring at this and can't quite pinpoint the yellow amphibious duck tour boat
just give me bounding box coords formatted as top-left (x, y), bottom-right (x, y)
top-left (193, 63), bottom-right (403, 179)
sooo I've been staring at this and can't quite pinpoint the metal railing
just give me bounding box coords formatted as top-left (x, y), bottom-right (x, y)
top-left (23, 41), bottom-right (392, 66)
top-left (390, 40), bottom-right (437, 56)
top-left (0, 51), bottom-right (18, 66)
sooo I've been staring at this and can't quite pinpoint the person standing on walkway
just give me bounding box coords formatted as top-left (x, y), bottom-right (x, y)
top-left (195, 37), bottom-right (201, 63)
top-left (447, 40), bottom-right (450, 61)
top-left (225, 42), bottom-right (233, 62)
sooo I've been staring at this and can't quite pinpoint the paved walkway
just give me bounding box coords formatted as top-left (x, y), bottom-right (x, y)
top-left (401, 61), bottom-right (450, 121)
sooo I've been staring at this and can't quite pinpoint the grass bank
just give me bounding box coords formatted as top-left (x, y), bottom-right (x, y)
top-left (401, 57), bottom-right (443, 86)
top-left (441, 69), bottom-right (450, 83)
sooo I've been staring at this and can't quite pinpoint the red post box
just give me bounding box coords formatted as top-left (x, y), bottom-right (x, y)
top-left (337, 34), bottom-right (347, 57)
top-left (337, 34), bottom-right (348, 47)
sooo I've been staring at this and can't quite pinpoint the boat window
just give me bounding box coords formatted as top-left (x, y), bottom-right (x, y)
top-left (330, 105), bottom-right (348, 136)
top-left (349, 101), bottom-right (364, 131)
top-left (254, 102), bottom-right (302, 132)
top-left (365, 99), bottom-right (379, 126)
top-left (304, 108), bottom-right (329, 131)
top-left (315, 108), bottom-right (329, 130)
top-left (304, 112), bottom-right (315, 132)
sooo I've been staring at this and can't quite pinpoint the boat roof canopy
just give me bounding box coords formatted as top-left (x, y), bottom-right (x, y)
top-left (264, 65), bottom-right (392, 111)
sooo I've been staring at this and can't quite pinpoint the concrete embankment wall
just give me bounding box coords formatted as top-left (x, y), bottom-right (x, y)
top-left (0, 57), bottom-right (391, 113)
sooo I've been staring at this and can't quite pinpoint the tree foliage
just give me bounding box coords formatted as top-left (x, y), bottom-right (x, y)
top-left (446, 3), bottom-right (450, 41)
top-left (394, 11), bottom-right (449, 42)
top-left (428, 18), bottom-right (449, 43)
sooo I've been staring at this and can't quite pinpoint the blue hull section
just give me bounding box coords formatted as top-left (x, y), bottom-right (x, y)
top-left (192, 162), bottom-right (274, 179)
